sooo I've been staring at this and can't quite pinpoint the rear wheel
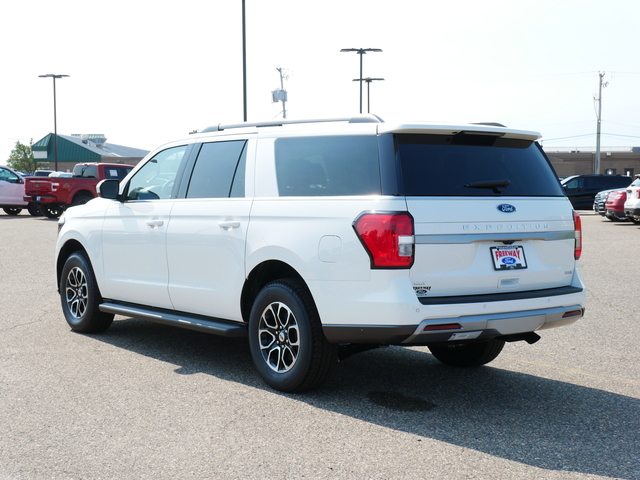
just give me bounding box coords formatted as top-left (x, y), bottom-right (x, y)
top-left (60, 252), bottom-right (114, 333)
top-left (71, 194), bottom-right (93, 207)
top-left (42, 205), bottom-right (64, 219)
top-left (27, 203), bottom-right (42, 216)
top-left (428, 339), bottom-right (505, 367)
top-left (248, 279), bottom-right (337, 393)
top-left (3, 207), bottom-right (22, 215)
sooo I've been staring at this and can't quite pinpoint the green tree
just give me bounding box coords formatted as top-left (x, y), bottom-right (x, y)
top-left (7, 140), bottom-right (46, 174)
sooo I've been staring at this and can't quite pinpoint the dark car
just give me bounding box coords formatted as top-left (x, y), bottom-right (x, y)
top-left (561, 174), bottom-right (632, 210)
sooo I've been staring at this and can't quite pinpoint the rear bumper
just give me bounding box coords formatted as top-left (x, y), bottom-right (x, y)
top-left (323, 304), bottom-right (585, 345)
top-left (24, 195), bottom-right (57, 204)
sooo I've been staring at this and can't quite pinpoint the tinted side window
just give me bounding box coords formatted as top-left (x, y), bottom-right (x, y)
top-left (275, 136), bottom-right (380, 196)
top-left (397, 134), bottom-right (563, 197)
top-left (104, 166), bottom-right (132, 180)
top-left (186, 141), bottom-right (247, 198)
top-left (0, 168), bottom-right (19, 183)
top-left (126, 146), bottom-right (188, 200)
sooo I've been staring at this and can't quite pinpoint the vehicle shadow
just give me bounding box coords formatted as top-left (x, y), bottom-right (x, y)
top-left (89, 317), bottom-right (639, 479)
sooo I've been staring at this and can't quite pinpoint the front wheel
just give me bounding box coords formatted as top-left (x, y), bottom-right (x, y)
top-left (248, 279), bottom-right (337, 393)
top-left (60, 252), bottom-right (114, 333)
top-left (42, 205), bottom-right (64, 219)
top-left (3, 207), bottom-right (22, 215)
top-left (428, 339), bottom-right (505, 367)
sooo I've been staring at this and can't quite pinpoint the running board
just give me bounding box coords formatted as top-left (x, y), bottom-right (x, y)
top-left (99, 302), bottom-right (247, 338)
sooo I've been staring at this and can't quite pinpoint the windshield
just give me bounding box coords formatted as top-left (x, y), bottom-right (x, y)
top-left (395, 134), bottom-right (563, 197)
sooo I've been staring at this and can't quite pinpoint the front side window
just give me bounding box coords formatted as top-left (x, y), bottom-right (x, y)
top-left (275, 136), bottom-right (380, 196)
top-left (186, 141), bottom-right (247, 198)
top-left (0, 167), bottom-right (19, 184)
top-left (126, 146), bottom-right (187, 200)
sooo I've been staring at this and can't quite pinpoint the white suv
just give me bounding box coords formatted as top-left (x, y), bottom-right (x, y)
top-left (623, 175), bottom-right (640, 224)
top-left (55, 116), bottom-right (586, 392)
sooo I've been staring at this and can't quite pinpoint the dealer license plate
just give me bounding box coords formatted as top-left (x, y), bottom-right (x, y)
top-left (490, 245), bottom-right (527, 270)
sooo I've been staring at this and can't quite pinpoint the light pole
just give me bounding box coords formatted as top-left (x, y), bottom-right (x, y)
top-left (242, 0), bottom-right (247, 122)
top-left (340, 48), bottom-right (382, 113)
top-left (352, 77), bottom-right (384, 113)
top-left (39, 74), bottom-right (69, 172)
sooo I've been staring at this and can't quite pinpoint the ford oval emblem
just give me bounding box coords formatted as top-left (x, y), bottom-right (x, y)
top-left (497, 204), bottom-right (516, 213)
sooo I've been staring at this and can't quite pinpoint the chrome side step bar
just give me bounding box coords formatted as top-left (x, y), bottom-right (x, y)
top-left (99, 302), bottom-right (247, 338)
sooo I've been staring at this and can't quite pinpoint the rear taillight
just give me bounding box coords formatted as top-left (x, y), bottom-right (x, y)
top-left (51, 182), bottom-right (60, 192)
top-left (573, 211), bottom-right (582, 260)
top-left (353, 212), bottom-right (414, 268)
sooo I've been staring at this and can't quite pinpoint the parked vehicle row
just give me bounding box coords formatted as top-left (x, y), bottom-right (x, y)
top-left (591, 174), bottom-right (640, 224)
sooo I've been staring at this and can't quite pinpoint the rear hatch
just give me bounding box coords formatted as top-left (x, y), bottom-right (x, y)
top-left (392, 129), bottom-right (576, 299)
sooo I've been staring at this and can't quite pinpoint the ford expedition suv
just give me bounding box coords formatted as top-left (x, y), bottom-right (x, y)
top-left (55, 116), bottom-right (586, 392)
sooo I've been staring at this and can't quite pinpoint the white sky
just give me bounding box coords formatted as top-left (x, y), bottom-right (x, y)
top-left (2, 0), bottom-right (639, 160)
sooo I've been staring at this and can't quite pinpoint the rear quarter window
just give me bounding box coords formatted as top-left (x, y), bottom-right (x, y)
top-left (275, 136), bottom-right (380, 196)
top-left (396, 133), bottom-right (563, 197)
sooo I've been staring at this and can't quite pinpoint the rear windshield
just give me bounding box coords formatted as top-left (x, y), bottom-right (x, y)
top-left (396, 133), bottom-right (563, 197)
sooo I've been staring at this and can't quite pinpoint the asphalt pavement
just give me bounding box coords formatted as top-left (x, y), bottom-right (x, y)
top-left (0, 210), bottom-right (638, 480)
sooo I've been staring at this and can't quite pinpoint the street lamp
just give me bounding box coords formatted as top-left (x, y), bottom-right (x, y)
top-left (352, 77), bottom-right (384, 113)
top-left (39, 74), bottom-right (69, 172)
top-left (340, 48), bottom-right (382, 113)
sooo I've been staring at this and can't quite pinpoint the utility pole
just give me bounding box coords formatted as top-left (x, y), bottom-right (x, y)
top-left (274, 68), bottom-right (288, 119)
top-left (594, 72), bottom-right (608, 175)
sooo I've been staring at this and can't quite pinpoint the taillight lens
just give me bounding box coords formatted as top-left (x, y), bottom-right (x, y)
top-left (51, 182), bottom-right (60, 192)
top-left (353, 212), bottom-right (414, 268)
top-left (573, 210), bottom-right (582, 260)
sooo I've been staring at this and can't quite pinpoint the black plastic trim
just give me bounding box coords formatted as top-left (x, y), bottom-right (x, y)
top-left (323, 325), bottom-right (417, 344)
top-left (417, 285), bottom-right (583, 305)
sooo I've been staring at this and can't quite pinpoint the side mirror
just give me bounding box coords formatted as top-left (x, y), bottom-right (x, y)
top-left (97, 179), bottom-right (120, 200)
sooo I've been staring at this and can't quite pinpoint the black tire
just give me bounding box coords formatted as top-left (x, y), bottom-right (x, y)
top-left (27, 203), bottom-right (42, 216)
top-left (71, 194), bottom-right (93, 207)
top-left (60, 252), bottom-right (114, 333)
top-left (42, 205), bottom-right (64, 219)
top-left (248, 279), bottom-right (338, 393)
top-left (3, 207), bottom-right (22, 215)
top-left (428, 339), bottom-right (505, 368)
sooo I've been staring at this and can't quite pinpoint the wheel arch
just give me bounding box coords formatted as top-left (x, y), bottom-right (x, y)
top-left (71, 190), bottom-right (95, 204)
top-left (240, 260), bottom-right (310, 323)
top-left (56, 240), bottom-right (88, 291)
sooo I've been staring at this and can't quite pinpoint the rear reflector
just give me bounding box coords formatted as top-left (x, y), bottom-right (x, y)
top-left (562, 309), bottom-right (583, 318)
top-left (423, 323), bottom-right (462, 331)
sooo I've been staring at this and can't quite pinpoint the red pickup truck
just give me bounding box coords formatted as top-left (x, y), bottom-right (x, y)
top-left (24, 163), bottom-right (134, 218)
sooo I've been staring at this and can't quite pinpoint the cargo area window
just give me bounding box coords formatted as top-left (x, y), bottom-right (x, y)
top-left (275, 136), bottom-right (380, 196)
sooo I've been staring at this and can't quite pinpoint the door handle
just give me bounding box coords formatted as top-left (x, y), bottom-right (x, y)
top-left (146, 219), bottom-right (164, 227)
top-left (218, 221), bottom-right (240, 230)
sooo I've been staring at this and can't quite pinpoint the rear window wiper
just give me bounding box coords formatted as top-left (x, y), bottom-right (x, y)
top-left (464, 179), bottom-right (511, 193)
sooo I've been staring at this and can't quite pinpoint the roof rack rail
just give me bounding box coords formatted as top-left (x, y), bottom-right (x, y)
top-left (199, 114), bottom-right (383, 133)
top-left (471, 122), bottom-right (507, 128)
